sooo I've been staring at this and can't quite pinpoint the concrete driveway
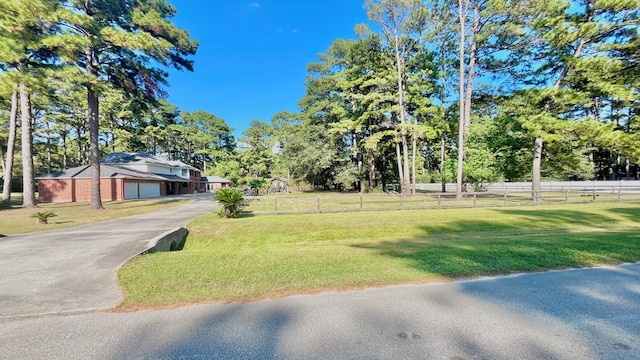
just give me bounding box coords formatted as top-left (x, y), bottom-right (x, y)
top-left (0, 194), bottom-right (219, 318)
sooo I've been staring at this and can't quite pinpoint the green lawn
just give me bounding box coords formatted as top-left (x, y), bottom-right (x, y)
top-left (0, 197), bottom-right (188, 236)
top-left (117, 202), bottom-right (640, 309)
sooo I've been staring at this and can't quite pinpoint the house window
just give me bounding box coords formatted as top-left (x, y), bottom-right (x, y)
top-left (182, 169), bottom-right (187, 177)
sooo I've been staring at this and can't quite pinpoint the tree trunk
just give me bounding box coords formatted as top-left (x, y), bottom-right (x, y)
top-left (393, 32), bottom-right (411, 194)
top-left (62, 127), bottom-right (68, 169)
top-left (46, 122), bottom-right (52, 174)
top-left (440, 135), bottom-right (447, 193)
top-left (396, 142), bottom-right (404, 192)
top-left (368, 149), bottom-right (377, 190)
top-left (357, 149), bottom-right (364, 193)
top-left (87, 44), bottom-right (104, 210)
top-left (439, 38), bottom-right (448, 194)
top-left (88, 86), bottom-right (103, 210)
top-left (456, 0), bottom-right (467, 197)
top-left (1, 91), bottom-right (18, 206)
top-left (463, 4), bottom-right (479, 134)
top-left (20, 84), bottom-right (37, 208)
top-left (532, 136), bottom-right (543, 203)
top-left (411, 124), bottom-right (417, 195)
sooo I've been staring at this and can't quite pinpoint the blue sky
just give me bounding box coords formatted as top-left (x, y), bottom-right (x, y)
top-left (165, 1), bottom-right (370, 136)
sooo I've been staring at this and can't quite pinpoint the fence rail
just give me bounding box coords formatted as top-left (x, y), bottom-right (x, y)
top-left (245, 189), bottom-right (640, 215)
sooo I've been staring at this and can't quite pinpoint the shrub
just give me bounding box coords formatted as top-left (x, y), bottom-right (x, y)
top-left (30, 210), bottom-right (56, 225)
top-left (213, 188), bottom-right (246, 218)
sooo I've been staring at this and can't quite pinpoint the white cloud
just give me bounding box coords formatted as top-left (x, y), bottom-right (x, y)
top-left (249, 2), bottom-right (260, 8)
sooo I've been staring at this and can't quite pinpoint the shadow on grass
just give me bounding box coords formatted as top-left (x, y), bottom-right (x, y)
top-left (53, 221), bottom-right (74, 225)
top-left (356, 230), bottom-right (640, 278)
top-left (491, 208), bottom-right (624, 227)
top-left (605, 206), bottom-right (640, 223)
top-left (354, 207), bottom-right (640, 278)
top-left (404, 208), bottom-right (623, 241)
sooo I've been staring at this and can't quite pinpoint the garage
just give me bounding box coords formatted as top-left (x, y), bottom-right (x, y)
top-left (139, 183), bottom-right (160, 198)
top-left (124, 182), bottom-right (139, 199)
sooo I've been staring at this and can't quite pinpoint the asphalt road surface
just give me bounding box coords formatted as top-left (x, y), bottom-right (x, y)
top-left (1, 263), bottom-right (638, 360)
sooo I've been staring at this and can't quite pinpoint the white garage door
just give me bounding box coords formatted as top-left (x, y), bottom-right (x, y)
top-left (124, 182), bottom-right (139, 199)
top-left (139, 183), bottom-right (160, 198)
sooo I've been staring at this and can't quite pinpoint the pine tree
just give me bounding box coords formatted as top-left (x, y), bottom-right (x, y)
top-left (55, 0), bottom-right (198, 209)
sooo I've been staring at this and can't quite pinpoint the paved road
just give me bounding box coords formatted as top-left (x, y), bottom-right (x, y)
top-left (1, 263), bottom-right (638, 359)
top-left (0, 194), bottom-right (219, 318)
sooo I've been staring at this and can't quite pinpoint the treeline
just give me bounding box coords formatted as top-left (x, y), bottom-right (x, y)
top-left (233, 0), bottom-right (640, 195)
top-left (2, 0), bottom-right (640, 209)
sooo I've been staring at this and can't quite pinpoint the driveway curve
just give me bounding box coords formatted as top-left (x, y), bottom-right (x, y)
top-left (0, 194), bottom-right (219, 319)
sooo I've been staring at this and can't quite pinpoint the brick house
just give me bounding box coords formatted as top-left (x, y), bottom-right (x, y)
top-left (38, 153), bottom-right (204, 203)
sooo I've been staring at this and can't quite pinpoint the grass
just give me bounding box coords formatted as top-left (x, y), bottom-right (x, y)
top-left (117, 201), bottom-right (640, 309)
top-left (0, 197), bottom-right (188, 236)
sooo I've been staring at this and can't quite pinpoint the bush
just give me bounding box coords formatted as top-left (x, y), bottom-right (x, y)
top-left (213, 188), bottom-right (246, 218)
top-left (30, 210), bottom-right (56, 225)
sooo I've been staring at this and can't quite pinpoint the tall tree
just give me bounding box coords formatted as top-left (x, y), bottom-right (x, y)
top-left (527, 0), bottom-right (640, 200)
top-left (57, 0), bottom-right (198, 209)
top-left (0, 0), bottom-right (59, 207)
top-left (19, 83), bottom-right (36, 207)
top-left (365, 0), bottom-right (426, 194)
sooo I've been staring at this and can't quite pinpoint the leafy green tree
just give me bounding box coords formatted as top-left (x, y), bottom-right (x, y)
top-left (280, 123), bottom-right (338, 186)
top-left (239, 120), bottom-right (276, 178)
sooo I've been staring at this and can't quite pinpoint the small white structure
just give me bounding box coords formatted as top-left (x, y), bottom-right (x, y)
top-left (202, 176), bottom-right (232, 192)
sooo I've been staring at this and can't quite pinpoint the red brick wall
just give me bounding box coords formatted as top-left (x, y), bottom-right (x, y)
top-left (190, 170), bottom-right (204, 192)
top-left (39, 179), bottom-right (74, 202)
top-left (38, 178), bottom-right (124, 203)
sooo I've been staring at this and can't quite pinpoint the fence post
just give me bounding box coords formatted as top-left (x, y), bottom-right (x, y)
top-left (618, 188), bottom-right (622, 202)
top-left (592, 188), bottom-right (596, 202)
top-left (438, 194), bottom-right (441, 209)
top-left (400, 195), bottom-right (403, 210)
top-left (473, 193), bottom-right (477, 208)
top-left (503, 191), bottom-right (507, 207)
top-left (317, 196), bottom-right (320, 214)
top-left (360, 195), bottom-right (363, 211)
top-left (564, 190), bottom-right (568, 205)
top-left (274, 197), bottom-right (278, 214)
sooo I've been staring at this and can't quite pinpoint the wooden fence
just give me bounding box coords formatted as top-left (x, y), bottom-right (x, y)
top-left (244, 189), bottom-right (640, 215)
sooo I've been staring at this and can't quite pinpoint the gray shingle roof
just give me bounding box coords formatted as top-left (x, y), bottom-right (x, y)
top-left (37, 164), bottom-right (172, 181)
top-left (202, 176), bottom-right (231, 183)
top-left (101, 152), bottom-right (200, 171)
top-left (37, 153), bottom-right (201, 181)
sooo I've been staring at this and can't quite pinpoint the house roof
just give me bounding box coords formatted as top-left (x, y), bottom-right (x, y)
top-left (36, 164), bottom-right (172, 181)
top-left (101, 152), bottom-right (200, 171)
top-left (202, 176), bottom-right (231, 183)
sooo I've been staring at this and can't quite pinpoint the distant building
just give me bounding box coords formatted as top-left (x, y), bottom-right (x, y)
top-left (201, 176), bottom-right (231, 192)
top-left (37, 153), bottom-right (204, 203)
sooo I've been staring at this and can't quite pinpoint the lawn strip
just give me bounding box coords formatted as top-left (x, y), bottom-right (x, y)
top-left (117, 202), bottom-right (640, 309)
top-left (0, 198), bottom-right (189, 235)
